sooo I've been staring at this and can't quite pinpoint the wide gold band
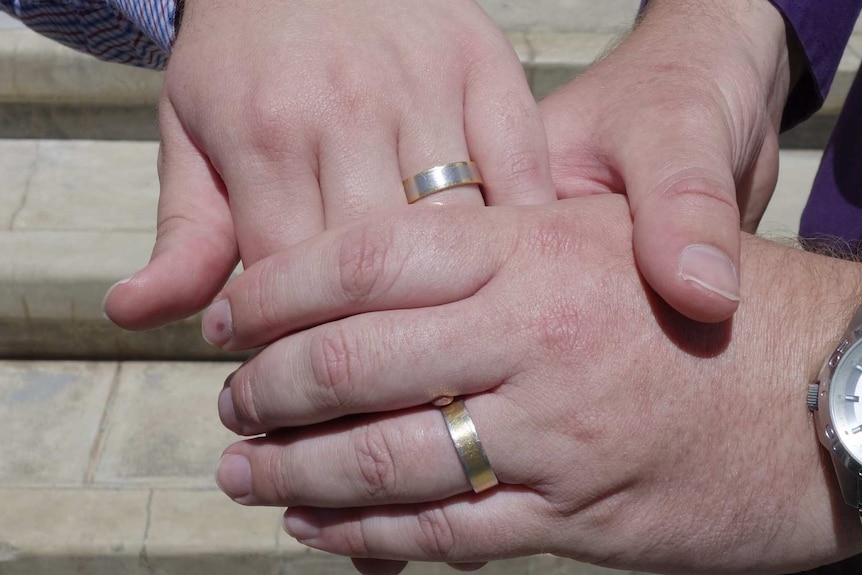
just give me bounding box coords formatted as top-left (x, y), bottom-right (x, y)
top-left (403, 161), bottom-right (483, 204)
top-left (440, 399), bottom-right (498, 493)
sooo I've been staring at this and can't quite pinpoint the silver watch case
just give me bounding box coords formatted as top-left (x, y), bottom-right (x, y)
top-left (810, 306), bottom-right (862, 511)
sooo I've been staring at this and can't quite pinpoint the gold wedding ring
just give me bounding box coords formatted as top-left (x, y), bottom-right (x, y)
top-left (403, 161), bottom-right (483, 203)
top-left (440, 399), bottom-right (498, 493)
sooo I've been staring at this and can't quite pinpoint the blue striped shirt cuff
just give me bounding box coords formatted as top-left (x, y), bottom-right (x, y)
top-left (0, 0), bottom-right (177, 70)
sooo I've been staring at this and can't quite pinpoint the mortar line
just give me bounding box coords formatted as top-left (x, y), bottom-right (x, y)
top-left (85, 362), bottom-right (123, 485)
top-left (139, 489), bottom-right (155, 575)
top-left (7, 140), bottom-right (39, 230)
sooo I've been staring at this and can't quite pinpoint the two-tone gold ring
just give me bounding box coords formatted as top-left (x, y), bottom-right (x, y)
top-left (403, 161), bottom-right (483, 204)
top-left (440, 399), bottom-right (498, 494)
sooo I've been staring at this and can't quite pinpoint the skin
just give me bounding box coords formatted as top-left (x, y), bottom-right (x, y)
top-left (195, 2), bottom-right (857, 571)
top-left (540, 0), bottom-right (793, 323)
top-left (101, 0), bottom-right (790, 333)
top-left (101, 0), bottom-right (555, 330)
top-left (102, 0), bottom-right (855, 571)
top-left (207, 194), bottom-right (862, 573)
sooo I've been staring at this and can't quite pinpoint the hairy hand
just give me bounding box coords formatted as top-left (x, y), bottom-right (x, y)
top-left (204, 196), bottom-right (862, 573)
top-left (539, 0), bottom-right (793, 323)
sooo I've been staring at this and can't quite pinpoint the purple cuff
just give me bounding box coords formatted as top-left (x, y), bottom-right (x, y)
top-left (640, 0), bottom-right (862, 130)
top-left (767, 0), bottom-right (862, 129)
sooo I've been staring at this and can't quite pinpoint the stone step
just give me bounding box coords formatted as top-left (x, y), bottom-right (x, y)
top-left (0, 359), bottom-right (643, 575)
top-left (0, 138), bottom-right (820, 359)
top-left (1, 6), bottom-right (860, 147)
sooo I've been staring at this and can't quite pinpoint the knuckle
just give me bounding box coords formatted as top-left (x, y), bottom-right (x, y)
top-left (230, 374), bottom-right (263, 428)
top-left (241, 86), bottom-right (298, 158)
top-left (351, 424), bottom-right (398, 501)
top-left (337, 223), bottom-right (397, 304)
top-left (342, 517), bottom-right (371, 556)
top-left (309, 326), bottom-right (363, 410)
top-left (324, 62), bottom-right (377, 123)
top-left (416, 507), bottom-right (457, 559)
top-left (497, 147), bottom-right (546, 192)
top-left (229, 363), bottom-right (267, 432)
top-left (268, 445), bottom-right (299, 504)
top-left (520, 213), bottom-right (582, 259)
top-left (534, 299), bottom-right (584, 360)
top-left (653, 172), bottom-right (739, 216)
top-left (245, 258), bottom-right (286, 334)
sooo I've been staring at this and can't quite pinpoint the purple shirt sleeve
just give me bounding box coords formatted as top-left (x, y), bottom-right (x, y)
top-left (640, 0), bottom-right (862, 130)
top-left (768, 0), bottom-right (862, 129)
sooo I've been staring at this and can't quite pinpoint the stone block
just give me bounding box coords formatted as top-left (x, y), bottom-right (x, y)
top-left (0, 362), bottom-right (116, 487)
top-left (478, 0), bottom-right (639, 33)
top-left (13, 140), bottom-right (159, 232)
top-left (93, 362), bottom-right (241, 488)
top-left (849, 34), bottom-right (862, 60)
top-left (0, 230), bottom-right (154, 320)
top-left (0, 30), bottom-right (163, 106)
top-left (0, 140), bottom-right (37, 230)
top-left (823, 49), bottom-right (861, 115)
top-left (148, 490), bottom-right (284, 555)
top-left (0, 487), bottom-right (149, 575)
top-left (758, 150), bottom-right (823, 238)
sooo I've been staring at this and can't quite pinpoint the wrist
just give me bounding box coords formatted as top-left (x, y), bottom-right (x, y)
top-left (739, 235), bottom-right (862, 565)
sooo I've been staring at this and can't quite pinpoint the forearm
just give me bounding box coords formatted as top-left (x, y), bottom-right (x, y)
top-left (724, 235), bottom-right (862, 567)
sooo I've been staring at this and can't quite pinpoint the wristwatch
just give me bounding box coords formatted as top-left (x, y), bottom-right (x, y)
top-left (808, 305), bottom-right (862, 523)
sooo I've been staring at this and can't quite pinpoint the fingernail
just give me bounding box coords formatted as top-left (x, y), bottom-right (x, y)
top-left (100, 277), bottom-right (132, 321)
top-left (679, 244), bottom-right (741, 302)
top-left (202, 299), bottom-right (232, 348)
top-left (283, 509), bottom-right (322, 541)
top-left (218, 386), bottom-right (240, 431)
top-left (215, 454), bottom-right (252, 500)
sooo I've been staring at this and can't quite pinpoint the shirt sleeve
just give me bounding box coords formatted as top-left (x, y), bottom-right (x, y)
top-left (0, 0), bottom-right (177, 70)
top-left (639, 0), bottom-right (862, 130)
top-left (767, 0), bottom-right (862, 129)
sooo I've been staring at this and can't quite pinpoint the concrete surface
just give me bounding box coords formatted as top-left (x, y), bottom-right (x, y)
top-left (477, 0), bottom-right (640, 33)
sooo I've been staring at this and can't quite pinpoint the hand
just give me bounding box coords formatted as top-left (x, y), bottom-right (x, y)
top-left (539, 0), bottom-right (795, 323)
top-left (102, 0), bottom-right (554, 330)
top-left (204, 196), bottom-right (862, 572)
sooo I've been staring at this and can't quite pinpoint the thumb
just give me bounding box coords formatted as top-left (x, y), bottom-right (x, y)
top-left (621, 132), bottom-right (743, 324)
top-left (102, 98), bottom-right (238, 330)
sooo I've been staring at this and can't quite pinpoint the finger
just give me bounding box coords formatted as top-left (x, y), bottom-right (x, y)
top-left (104, 97), bottom-right (238, 330)
top-left (214, 109), bottom-right (326, 266)
top-left (737, 130), bottom-right (780, 234)
top-left (463, 39), bottom-right (556, 206)
top-left (282, 490), bottom-right (550, 562)
top-left (201, 208), bottom-right (508, 350)
top-left (220, 303), bottom-right (514, 434)
top-left (397, 80), bottom-right (484, 208)
top-left (317, 99), bottom-right (406, 227)
top-left (216, 393), bottom-right (523, 508)
top-left (617, 105), bottom-right (742, 324)
top-left (540, 82), bottom-right (626, 199)
top-left (217, 407), bottom-right (470, 507)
